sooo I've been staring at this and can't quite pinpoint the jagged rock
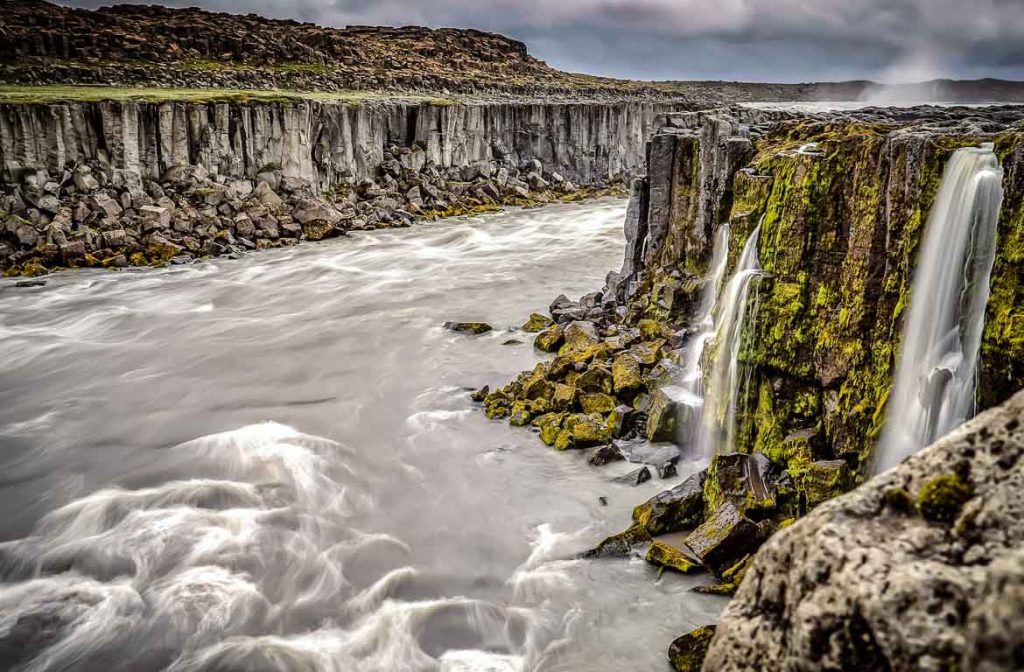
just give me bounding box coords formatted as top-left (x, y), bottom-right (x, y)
top-left (561, 320), bottom-right (600, 351)
top-left (612, 466), bottom-right (652, 486)
top-left (534, 323), bottom-right (564, 352)
top-left (705, 391), bottom-right (1024, 671)
top-left (683, 502), bottom-right (760, 576)
top-left (703, 452), bottom-right (776, 514)
top-left (633, 471), bottom-right (706, 535)
top-left (576, 365), bottom-right (613, 394)
top-left (521, 312), bottom-right (554, 332)
top-left (253, 181), bottom-right (283, 207)
top-left (89, 193), bottom-right (121, 217)
top-left (580, 393), bottom-right (616, 414)
top-left (443, 321), bottom-right (493, 334)
top-left (139, 205), bottom-right (171, 230)
top-left (669, 626), bottom-right (717, 672)
top-left (645, 386), bottom-right (683, 441)
top-left (583, 522), bottom-right (651, 559)
top-left (612, 353), bottom-right (643, 394)
top-left (646, 540), bottom-right (700, 574)
top-left (588, 443), bottom-right (624, 466)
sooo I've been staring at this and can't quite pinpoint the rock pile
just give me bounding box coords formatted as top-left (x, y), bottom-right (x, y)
top-left (1, 147), bottom-right (620, 276)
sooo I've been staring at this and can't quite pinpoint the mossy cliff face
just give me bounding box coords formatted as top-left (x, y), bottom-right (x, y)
top-left (624, 110), bottom-right (1024, 484)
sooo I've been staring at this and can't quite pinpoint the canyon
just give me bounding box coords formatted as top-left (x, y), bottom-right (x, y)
top-left (2, 2), bottom-right (1024, 672)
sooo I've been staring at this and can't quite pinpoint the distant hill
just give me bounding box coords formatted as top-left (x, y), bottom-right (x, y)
top-left (2, 0), bottom-right (1023, 104)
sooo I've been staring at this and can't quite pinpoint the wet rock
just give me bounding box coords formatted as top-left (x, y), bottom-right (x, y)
top-left (583, 522), bottom-right (651, 559)
top-left (444, 321), bottom-right (493, 335)
top-left (668, 625), bottom-right (717, 672)
top-left (612, 466), bottom-right (652, 486)
top-left (645, 387), bottom-right (683, 442)
top-left (798, 459), bottom-right (857, 510)
top-left (704, 452), bottom-right (776, 515)
top-left (633, 471), bottom-right (706, 534)
top-left (551, 383), bottom-right (579, 412)
top-left (683, 502), bottom-right (761, 576)
top-left (588, 443), bottom-right (624, 466)
top-left (521, 312), bottom-right (554, 332)
top-left (470, 385), bottom-right (489, 402)
top-left (565, 412), bottom-right (611, 446)
top-left (533, 323), bottom-right (564, 352)
top-left (646, 540), bottom-right (701, 574)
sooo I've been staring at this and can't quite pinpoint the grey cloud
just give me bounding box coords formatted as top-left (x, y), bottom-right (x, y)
top-left (61, 0), bottom-right (1024, 82)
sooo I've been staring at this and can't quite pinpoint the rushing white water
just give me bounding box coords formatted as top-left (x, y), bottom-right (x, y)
top-left (693, 222), bottom-right (766, 460)
top-left (0, 200), bottom-right (724, 672)
top-left (876, 144), bottom-right (1004, 473)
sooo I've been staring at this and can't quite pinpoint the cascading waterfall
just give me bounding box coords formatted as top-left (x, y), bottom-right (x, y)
top-left (875, 143), bottom-right (1004, 473)
top-left (672, 224), bottom-right (731, 439)
top-left (672, 220), bottom-right (765, 462)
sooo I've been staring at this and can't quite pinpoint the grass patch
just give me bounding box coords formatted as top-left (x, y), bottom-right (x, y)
top-left (0, 85), bottom-right (461, 106)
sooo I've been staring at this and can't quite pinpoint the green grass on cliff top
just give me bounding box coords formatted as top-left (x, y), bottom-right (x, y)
top-left (0, 85), bottom-right (459, 105)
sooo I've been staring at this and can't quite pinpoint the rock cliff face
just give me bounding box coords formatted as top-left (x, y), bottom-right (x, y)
top-left (705, 387), bottom-right (1024, 672)
top-left (0, 99), bottom-right (673, 192)
top-left (620, 106), bottom-right (1024, 479)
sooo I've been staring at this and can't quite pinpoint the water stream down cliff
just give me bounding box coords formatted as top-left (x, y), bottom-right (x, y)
top-left (876, 144), bottom-right (1005, 472)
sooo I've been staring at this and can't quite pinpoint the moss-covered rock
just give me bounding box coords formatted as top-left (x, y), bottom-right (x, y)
top-left (612, 352), bottom-right (643, 394)
top-left (580, 392), bottom-right (616, 414)
top-left (646, 540), bottom-right (701, 574)
top-left (583, 522), bottom-right (652, 558)
top-left (645, 387), bottom-right (681, 441)
top-left (522, 312), bottom-right (554, 332)
top-left (633, 471), bottom-right (706, 535)
top-left (683, 502), bottom-right (761, 576)
top-left (551, 382), bottom-right (579, 412)
top-left (444, 321), bottom-right (493, 334)
top-left (575, 365), bottom-right (613, 395)
top-left (534, 323), bottom-right (564, 352)
top-left (668, 625), bottom-right (717, 672)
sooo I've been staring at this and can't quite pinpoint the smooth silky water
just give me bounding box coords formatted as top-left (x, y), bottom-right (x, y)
top-left (0, 199), bottom-right (723, 672)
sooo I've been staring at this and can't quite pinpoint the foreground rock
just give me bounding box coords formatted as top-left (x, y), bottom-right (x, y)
top-left (704, 389), bottom-right (1024, 672)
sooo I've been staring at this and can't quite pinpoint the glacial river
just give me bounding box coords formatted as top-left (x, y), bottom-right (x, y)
top-left (0, 199), bottom-right (722, 672)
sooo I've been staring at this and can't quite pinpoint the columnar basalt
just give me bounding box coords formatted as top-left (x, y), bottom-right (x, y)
top-left (0, 98), bottom-right (675, 274)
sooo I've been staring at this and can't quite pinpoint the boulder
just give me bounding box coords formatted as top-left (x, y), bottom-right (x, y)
top-left (580, 393), bottom-right (616, 414)
top-left (612, 466), bottom-right (652, 486)
top-left (705, 391), bottom-right (1024, 671)
top-left (704, 452), bottom-right (776, 515)
top-left (292, 198), bottom-right (342, 226)
top-left (533, 324), bottom-right (564, 352)
top-left (561, 320), bottom-right (600, 350)
top-left (612, 353), bottom-right (643, 394)
top-left (669, 626), bottom-right (717, 672)
top-left (646, 540), bottom-right (701, 574)
top-left (633, 471), bottom-right (706, 535)
top-left (683, 502), bottom-right (761, 575)
top-left (253, 181), bottom-right (284, 207)
top-left (139, 205), bottom-right (171, 230)
top-left (521, 312), bottom-right (554, 332)
top-left (443, 321), bottom-right (493, 335)
top-left (646, 386), bottom-right (683, 441)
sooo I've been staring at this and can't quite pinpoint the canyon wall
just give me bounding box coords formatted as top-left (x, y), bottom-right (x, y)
top-left (0, 99), bottom-right (678, 192)
top-left (619, 107), bottom-right (1024, 485)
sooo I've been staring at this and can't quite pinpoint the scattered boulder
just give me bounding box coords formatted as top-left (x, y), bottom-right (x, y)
top-left (633, 471), bottom-right (706, 535)
top-left (522, 312), bottom-right (555, 333)
top-left (683, 502), bottom-right (760, 576)
top-left (646, 540), bottom-right (701, 574)
top-left (443, 321), bottom-right (493, 335)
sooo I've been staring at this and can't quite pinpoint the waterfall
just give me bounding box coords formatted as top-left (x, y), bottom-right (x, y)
top-left (674, 224), bottom-right (732, 419)
top-left (672, 221), bottom-right (765, 461)
top-left (875, 144), bottom-right (1004, 473)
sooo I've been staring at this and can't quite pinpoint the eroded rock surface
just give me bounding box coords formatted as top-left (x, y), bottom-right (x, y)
top-left (705, 389), bottom-right (1024, 672)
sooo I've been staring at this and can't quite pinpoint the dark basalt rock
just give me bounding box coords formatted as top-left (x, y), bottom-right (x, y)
top-left (683, 502), bottom-right (761, 576)
top-left (646, 540), bottom-right (701, 574)
top-left (443, 321), bottom-right (493, 335)
top-left (632, 471), bottom-right (706, 535)
top-left (611, 466), bottom-right (651, 486)
top-left (668, 625), bottom-right (717, 672)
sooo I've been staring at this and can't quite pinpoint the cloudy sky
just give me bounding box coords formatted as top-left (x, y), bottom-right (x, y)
top-left (63, 0), bottom-right (1024, 83)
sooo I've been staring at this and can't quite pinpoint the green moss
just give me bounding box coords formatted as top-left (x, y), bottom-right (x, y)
top-left (667, 625), bottom-right (717, 672)
top-left (917, 474), bottom-right (973, 523)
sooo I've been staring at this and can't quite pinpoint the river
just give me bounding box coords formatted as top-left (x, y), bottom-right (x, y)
top-left (0, 199), bottom-right (722, 672)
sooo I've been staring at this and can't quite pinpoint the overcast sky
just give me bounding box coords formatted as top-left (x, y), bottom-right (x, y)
top-left (62, 0), bottom-right (1024, 83)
